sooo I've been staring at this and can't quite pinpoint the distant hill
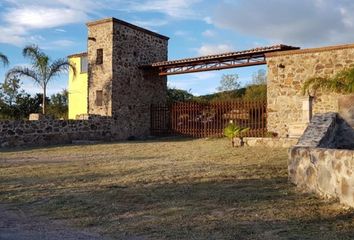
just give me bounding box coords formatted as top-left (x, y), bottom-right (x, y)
top-left (167, 85), bottom-right (266, 103)
top-left (195, 88), bottom-right (246, 102)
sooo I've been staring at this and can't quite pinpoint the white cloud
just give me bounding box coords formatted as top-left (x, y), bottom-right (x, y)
top-left (0, 0), bottom-right (108, 46)
top-left (4, 7), bottom-right (87, 29)
top-left (203, 16), bottom-right (213, 24)
top-left (132, 19), bottom-right (169, 28)
top-left (211, 0), bottom-right (354, 46)
top-left (202, 30), bottom-right (216, 38)
top-left (54, 28), bottom-right (67, 33)
top-left (127, 0), bottom-right (202, 19)
top-left (174, 30), bottom-right (189, 36)
top-left (0, 0), bottom-right (204, 46)
top-left (196, 43), bottom-right (234, 56)
top-left (40, 39), bottom-right (76, 50)
top-left (0, 25), bottom-right (27, 46)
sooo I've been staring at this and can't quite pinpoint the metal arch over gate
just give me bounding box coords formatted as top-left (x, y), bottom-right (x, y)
top-left (143, 44), bottom-right (299, 76)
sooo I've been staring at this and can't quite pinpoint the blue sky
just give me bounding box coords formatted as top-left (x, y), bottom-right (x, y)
top-left (1, 0), bottom-right (354, 96)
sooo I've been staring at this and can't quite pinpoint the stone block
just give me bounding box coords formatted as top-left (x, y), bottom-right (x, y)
top-left (338, 95), bottom-right (354, 128)
top-left (29, 113), bottom-right (45, 121)
top-left (288, 123), bottom-right (308, 138)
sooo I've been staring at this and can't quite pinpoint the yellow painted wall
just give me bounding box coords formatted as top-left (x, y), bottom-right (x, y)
top-left (68, 56), bottom-right (88, 119)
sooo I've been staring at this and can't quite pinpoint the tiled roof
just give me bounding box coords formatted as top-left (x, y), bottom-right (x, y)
top-left (152, 44), bottom-right (300, 67)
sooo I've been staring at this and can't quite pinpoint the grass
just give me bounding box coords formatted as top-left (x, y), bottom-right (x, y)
top-left (1, 138), bottom-right (354, 239)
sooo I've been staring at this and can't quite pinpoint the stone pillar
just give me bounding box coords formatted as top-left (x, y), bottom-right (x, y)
top-left (339, 95), bottom-right (354, 128)
top-left (87, 18), bottom-right (169, 138)
top-left (302, 96), bottom-right (313, 123)
top-left (87, 19), bottom-right (114, 117)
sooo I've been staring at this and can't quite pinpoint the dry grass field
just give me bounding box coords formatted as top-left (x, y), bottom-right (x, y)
top-left (1, 138), bottom-right (354, 239)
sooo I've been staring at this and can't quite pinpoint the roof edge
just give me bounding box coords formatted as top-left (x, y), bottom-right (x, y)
top-left (86, 17), bottom-right (169, 40)
top-left (265, 43), bottom-right (354, 57)
top-left (67, 52), bottom-right (87, 58)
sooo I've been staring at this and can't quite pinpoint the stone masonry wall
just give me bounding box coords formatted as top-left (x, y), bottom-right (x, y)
top-left (266, 44), bottom-right (354, 138)
top-left (289, 147), bottom-right (354, 207)
top-left (289, 113), bottom-right (354, 207)
top-left (87, 20), bottom-right (114, 117)
top-left (112, 20), bottom-right (168, 137)
top-left (87, 18), bottom-right (168, 138)
top-left (0, 118), bottom-right (118, 148)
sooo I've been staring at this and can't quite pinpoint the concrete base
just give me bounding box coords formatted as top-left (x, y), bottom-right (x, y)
top-left (244, 137), bottom-right (298, 148)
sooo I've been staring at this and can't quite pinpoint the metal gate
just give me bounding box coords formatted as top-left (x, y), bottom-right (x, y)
top-left (151, 100), bottom-right (267, 138)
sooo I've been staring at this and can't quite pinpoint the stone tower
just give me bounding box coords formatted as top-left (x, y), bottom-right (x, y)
top-left (86, 18), bottom-right (169, 137)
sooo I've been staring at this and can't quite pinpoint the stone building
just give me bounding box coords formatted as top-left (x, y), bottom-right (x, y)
top-left (68, 17), bottom-right (354, 140)
top-left (68, 17), bottom-right (169, 137)
top-left (266, 44), bottom-right (354, 138)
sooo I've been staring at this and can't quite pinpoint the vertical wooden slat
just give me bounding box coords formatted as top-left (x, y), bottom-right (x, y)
top-left (150, 100), bottom-right (267, 139)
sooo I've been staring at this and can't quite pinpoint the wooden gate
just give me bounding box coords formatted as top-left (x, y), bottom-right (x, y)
top-left (151, 100), bottom-right (267, 138)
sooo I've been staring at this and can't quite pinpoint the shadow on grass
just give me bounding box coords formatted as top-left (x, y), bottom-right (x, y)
top-left (0, 136), bottom-right (196, 153)
top-left (17, 176), bottom-right (354, 240)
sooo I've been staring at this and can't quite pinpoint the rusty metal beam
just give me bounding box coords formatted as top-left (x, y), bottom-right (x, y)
top-left (159, 60), bottom-right (266, 76)
top-left (158, 56), bottom-right (266, 76)
top-left (145, 45), bottom-right (300, 76)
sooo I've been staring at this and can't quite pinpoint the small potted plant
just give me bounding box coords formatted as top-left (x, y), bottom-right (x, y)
top-left (302, 67), bottom-right (354, 127)
top-left (223, 121), bottom-right (250, 147)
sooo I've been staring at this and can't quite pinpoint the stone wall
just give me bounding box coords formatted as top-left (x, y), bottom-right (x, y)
top-left (266, 44), bottom-right (354, 138)
top-left (87, 18), bottom-right (168, 138)
top-left (289, 147), bottom-right (354, 207)
top-left (289, 113), bottom-right (354, 207)
top-left (111, 19), bottom-right (168, 137)
top-left (87, 20), bottom-right (114, 117)
top-left (0, 117), bottom-right (119, 148)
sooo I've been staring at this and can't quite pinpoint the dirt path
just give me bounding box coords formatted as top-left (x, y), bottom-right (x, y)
top-left (0, 204), bottom-right (110, 240)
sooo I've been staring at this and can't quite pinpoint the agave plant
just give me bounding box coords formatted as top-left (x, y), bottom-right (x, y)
top-left (302, 67), bottom-right (354, 95)
top-left (223, 122), bottom-right (250, 147)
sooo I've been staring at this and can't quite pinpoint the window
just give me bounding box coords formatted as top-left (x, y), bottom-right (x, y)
top-left (95, 90), bottom-right (103, 106)
top-left (80, 56), bottom-right (88, 73)
top-left (96, 49), bottom-right (103, 65)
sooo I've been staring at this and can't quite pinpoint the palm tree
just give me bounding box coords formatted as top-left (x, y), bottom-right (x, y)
top-left (6, 45), bottom-right (75, 115)
top-left (0, 52), bottom-right (9, 66)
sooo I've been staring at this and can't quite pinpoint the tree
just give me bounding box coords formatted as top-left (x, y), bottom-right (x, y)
top-left (217, 74), bottom-right (240, 92)
top-left (0, 75), bottom-right (22, 106)
top-left (167, 87), bottom-right (194, 103)
top-left (243, 69), bottom-right (267, 101)
top-left (0, 76), bottom-right (22, 119)
top-left (243, 85), bottom-right (267, 101)
top-left (252, 69), bottom-right (267, 85)
top-left (6, 45), bottom-right (75, 114)
top-left (47, 89), bottom-right (68, 119)
top-left (15, 93), bottom-right (42, 118)
top-left (0, 52), bottom-right (9, 67)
